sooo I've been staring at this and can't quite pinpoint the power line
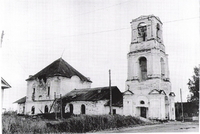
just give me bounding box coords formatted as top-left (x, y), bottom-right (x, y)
top-left (163, 16), bottom-right (200, 23)
top-left (7, 16), bottom-right (200, 43)
top-left (38, 0), bottom-right (131, 26)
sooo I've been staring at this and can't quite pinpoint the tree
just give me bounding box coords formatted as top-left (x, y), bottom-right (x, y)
top-left (187, 66), bottom-right (199, 103)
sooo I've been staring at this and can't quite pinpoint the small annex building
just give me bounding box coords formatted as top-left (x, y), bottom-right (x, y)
top-left (62, 86), bottom-right (123, 115)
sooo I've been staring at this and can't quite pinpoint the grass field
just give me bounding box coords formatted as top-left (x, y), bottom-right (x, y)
top-left (2, 111), bottom-right (155, 133)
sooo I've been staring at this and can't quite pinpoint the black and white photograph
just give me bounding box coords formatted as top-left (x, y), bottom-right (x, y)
top-left (1, 0), bottom-right (199, 133)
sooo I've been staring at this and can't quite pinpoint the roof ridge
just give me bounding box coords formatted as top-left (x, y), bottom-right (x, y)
top-left (57, 58), bottom-right (62, 75)
top-left (74, 86), bottom-right (117, 90)
top-left (26, 58), bottom-right (92, 82)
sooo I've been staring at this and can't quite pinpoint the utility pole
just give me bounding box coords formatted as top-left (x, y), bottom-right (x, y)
top-left (180, 88), bottom-right (184, 122)
top-left (109, 70), bottom-right (113, 115)
top-left (199, 64), bottom-right (200, 97)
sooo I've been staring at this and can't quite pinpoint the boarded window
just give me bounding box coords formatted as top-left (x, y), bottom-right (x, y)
top-left (139, 57), bottom-right (147, 81)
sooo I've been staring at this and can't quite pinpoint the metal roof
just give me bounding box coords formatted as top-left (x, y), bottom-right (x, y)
top-left (26, 58), bottom-right (92, 82)
top-left (1, 77), bottom-right (11, 89)
top-left (62, 86), bottom-right (123, 107)
top-left (14, 96), bottom-right (26, 104)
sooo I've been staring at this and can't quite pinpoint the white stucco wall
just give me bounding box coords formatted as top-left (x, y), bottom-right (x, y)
top-left (123, 93), bottom-right (168, 119)
top-left (65, 101), bottom-right (123, 115)
top-left (17, 103), bottom-right (25, 114)
top-left (123, 94), bottom-right (134, 116)
top-left (24, 76), bottom-right (91, 115)
top-left (25, 101), bottom-right (53, 115)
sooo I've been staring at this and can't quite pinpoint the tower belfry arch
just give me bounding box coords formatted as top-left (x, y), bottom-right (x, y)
top-left (123, 15), bottom-right (175, 120)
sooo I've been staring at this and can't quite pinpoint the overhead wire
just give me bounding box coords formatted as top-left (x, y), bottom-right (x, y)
top-left (36, 0), bottom-right (131, 26)
top-left (25, 16), bottom-right (200, 42)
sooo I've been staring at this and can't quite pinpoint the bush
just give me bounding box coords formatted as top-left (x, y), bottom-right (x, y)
top-left (47, 114), bottom-right (149, 133)
top-left (2, 113), bottom-right (153, 133)
top-left (2, 112), bottom-right (52, 134)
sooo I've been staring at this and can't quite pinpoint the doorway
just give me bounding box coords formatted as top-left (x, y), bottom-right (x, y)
top-left (140, 107), bottom-right (146, 118)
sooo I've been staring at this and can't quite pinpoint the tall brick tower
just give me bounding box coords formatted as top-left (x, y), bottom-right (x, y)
top-left (123, 15), bottom-right (175, 120)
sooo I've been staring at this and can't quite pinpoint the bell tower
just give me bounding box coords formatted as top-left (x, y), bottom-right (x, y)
top-left (123, 15), bottom-right (175, 120)
top-left (127, 15), bottom-right (168, 82)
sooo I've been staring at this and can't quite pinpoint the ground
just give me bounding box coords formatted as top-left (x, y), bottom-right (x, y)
top-left (94, 121), bottom-right (199, 133)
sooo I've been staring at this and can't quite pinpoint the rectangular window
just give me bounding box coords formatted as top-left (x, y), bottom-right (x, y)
top-left (113, 109), bottom-right (116, 115)
top-left (47, 87), bottom-right (50, 96)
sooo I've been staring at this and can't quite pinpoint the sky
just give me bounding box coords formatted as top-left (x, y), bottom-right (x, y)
top-left (1, 0), bottom-right (199, 111)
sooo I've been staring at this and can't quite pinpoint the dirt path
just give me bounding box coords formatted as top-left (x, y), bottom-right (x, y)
top-left (93, 121), bottom-right (199, 133)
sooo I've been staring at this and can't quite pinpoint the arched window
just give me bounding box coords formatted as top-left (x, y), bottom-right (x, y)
top-left (139, 57), bottom-right (147, 81)
top-left (31, 106), bottom-right (35, 114)
top-left (33, 88), bottom-right (35, 94)
top-left (156, 23), bottom-right (160, 38)
top-left (69, 104), bottom-right (73, 114)
top-left (44, 105), bottom-right (48, 113)
top-left (81, 104), bottom-right (86, 114)
top-left (138, 22), bottom-right (147, 41)
top-left (160, 58), bottom-right (165, 77)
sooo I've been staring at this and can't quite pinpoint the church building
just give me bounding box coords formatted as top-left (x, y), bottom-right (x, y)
top-left (123, 15), bottom-right (175, 120)
top-left (15, 15), bottom-right (175, 120)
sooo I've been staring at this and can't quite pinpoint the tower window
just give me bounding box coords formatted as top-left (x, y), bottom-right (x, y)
top-left (139, 57), bottom-right (147, 81)
top-left (157, 23), bottom-right (160, 38)
top-left (160, 58), bottom-right (165, 77)
top-left (138, 22), bottom-right (147, 41)
top-left (47, 87), bottom-right (50, 96)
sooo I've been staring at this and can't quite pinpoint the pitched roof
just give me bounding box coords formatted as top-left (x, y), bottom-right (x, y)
top-left (131, 15), bottom-right (162, 24)
top-left (26, 58), bottom-right (92, 82)
top-left (1, 77), bottom-right (11, 89)
top-left (14, 96), bottom-right (26, 104)
top-left (123, 90), bottom-right (134, 95)
top-left (61, 86), bottom-right (123, 107)
top-left (149, 89), bottom-right (166, 95)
